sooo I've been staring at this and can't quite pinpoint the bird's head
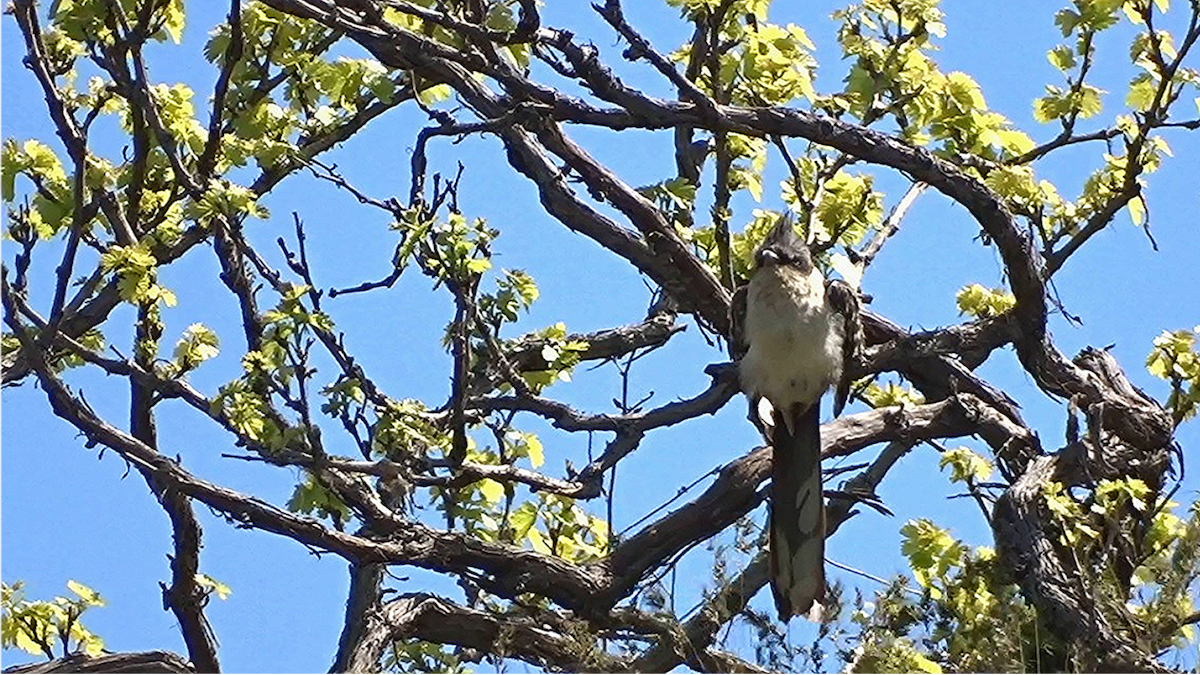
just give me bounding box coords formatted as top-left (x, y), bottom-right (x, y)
top-left (754, 215), bottom-right (813, 273)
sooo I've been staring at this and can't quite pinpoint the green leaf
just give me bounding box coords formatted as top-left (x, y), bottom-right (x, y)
top-left (149, 83), bottom-right (204, 150)
top-left (1077, 84), bottom-right (1105, 118)
top-left (287, 472), bottom-right (352, 524)
top-left (66, 580), bottom-right (104, 607)
top-left (1096, 477), bottom-right (1150, 512)
top-left (23, 140), bottom-right (67, 182)
top-left (0, 142), bottom-right (18, 202)
top-left (1076, 0), bottom-right (1124, 30)
top-left (477, 479), bottom-right (505, 504)
top-left (193, 181), bottom-right (269, 220)
top-left (465, 257), bottom-right (491, 274)
top-left (813, 171), bottom-right (881, 246)
top-left (2, 139), bottom-right (68, 204)
top-left (863, 381), bottom-right (925, 408)
top-left (730, 165), bottom-right (764, 201)
top-left (161, 0), bottom-right (185, 44)
top-left (910, 651), bottom-right (944, 674)
top-left (509, 432), bottom-right (544, 468)
top-left (955, 283), bottom-right (1016, 318)
top-left (1054, 8), bottom-right (1080, 36)
top-left (1034, 87), bottom-right (1070, 123)
top-left (1122, 2), bottom-right (1143, 24)
top-left (194, 573), bottom-right (232, 600)
top-left (526, 439), bottom-right (545, 468)
top-left (417, 83), bottom-right (451, 106)
top-left (900, 519), bottom-right (967, 590)
top-left (76, 628), bottom-right (104, 657)
top-left (938, 446), bottom-right (994, 483)
top-left (509, 501), bottom-right (539, 539)
top-left (526, 526), bottom-right (552, 554)
top-left (503, 269), bottom-right (539, 307)
top-left (1048, 45), bottom-right (1077, 70)
top-left (171, 323), bottom-right (220, 374)
top-left (1127, 73), bottom-right (1158, 111)
top-left (1128, 194), bottom-right (1146, 225)
top-left (1146, 327), bottom-right (1200, 422)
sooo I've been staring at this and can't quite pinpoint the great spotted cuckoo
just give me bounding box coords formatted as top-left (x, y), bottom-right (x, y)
top-left (730, 215), bottom-right (862, 621)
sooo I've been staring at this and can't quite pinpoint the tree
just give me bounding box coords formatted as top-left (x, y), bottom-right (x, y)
top-left (2, 0), bottom-right (1199, 672)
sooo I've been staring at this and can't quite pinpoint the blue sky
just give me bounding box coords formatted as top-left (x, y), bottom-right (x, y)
top-left (3, 1), bottom-right (1198, 672)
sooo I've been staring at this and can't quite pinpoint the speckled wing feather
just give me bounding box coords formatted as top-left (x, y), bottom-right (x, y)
top-left (825, 278), bottom-right (862, 416)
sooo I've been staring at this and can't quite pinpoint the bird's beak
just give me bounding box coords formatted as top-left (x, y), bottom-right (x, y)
top-left (757, 249), bottom-right (780, 268)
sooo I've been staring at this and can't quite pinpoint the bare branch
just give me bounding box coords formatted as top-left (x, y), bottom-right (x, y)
top-left (331, 563), bottom-right (385, 672)
top-left (2, 650), bottom-right (194, 673)
top-left (467, 308), bottom-right (685, 396)
top-left (373, 593), bottom-right (626, 672)
top-left (859, 181), bottom-right (926, 269)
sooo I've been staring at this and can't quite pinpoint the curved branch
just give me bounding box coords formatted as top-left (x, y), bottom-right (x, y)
top-left (6, 287), bottom-right (1040, 621)
top-left (604, 393), bottom-right (1038, 607)
top-left (260, 0), bottom-right (1172, 460)
top-left (1, 651), bottom-right (193, 674)
top-left (370, 593), bottom-right (626, 672)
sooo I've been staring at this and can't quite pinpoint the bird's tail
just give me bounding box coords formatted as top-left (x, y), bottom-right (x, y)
top-left (768, 402), bottom-right (826, 621)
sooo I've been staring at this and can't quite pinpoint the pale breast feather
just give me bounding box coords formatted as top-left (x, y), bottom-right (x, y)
top-left (740, 266), bottom-right (842, 410)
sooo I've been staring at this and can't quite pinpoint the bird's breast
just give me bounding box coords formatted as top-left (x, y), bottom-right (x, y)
top-left (740, 267), bottom-right (843, 410)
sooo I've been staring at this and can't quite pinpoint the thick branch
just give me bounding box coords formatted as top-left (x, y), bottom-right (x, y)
top-left (153, 483), bottom-right (220, 672)
top-left (2, 651), bottom-right (193, 674)
top-left (370, 593), bottom-right (626, 672)
top-left (993, 453), bottom-right (1171, 673)
top-left (331, 563), bottom-right (386, 673)
top-left (258, 1), bottom-right (1172, 460)
top-left (604, 393), bottom-right (1035, 606)
top-left (7, 290), bottom-right (1039, 620)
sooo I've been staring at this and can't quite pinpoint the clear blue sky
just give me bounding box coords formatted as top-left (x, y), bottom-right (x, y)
top-left (3, 1), bottom-right (1198, 672)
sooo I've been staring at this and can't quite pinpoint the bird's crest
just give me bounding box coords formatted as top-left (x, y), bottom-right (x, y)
top-left (755, 215), bottom-right (813, 272)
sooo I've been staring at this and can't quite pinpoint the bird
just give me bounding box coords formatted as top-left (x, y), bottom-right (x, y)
top-left (729, 215), bottom-right (862, 621)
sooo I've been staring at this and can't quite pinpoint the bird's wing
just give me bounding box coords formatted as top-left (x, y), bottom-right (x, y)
top-left (769, 402), bottom-right (826, 621)
top-left (825, 278), bottom-right (862, 417)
